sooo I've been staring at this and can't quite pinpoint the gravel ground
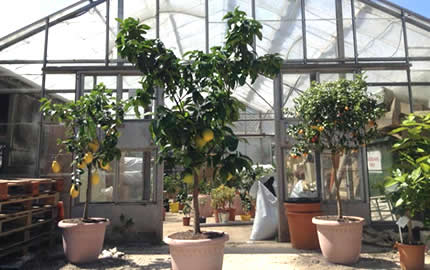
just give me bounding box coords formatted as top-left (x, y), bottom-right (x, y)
top-left (16, 241), bottom-right (430, 270)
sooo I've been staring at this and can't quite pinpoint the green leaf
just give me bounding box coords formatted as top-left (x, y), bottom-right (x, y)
top-left (395, 198), bottom-right (404, 207)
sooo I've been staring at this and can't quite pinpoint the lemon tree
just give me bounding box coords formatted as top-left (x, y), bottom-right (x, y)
top-left (286, 76), bottom-right (385, 219)
top-left (116, 8), bottom-right (282, 234)
top-left (40, 83), bottom-right (126, 220)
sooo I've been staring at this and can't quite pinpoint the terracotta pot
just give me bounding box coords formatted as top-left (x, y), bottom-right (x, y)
top-left (396, 242), bottom-right (425, 270)
top-left (165, 232), bottom-right (229, 270)
top-left (228, 208), bottom-right (236, 221)
top-left (214, 209), bottom-right (220, 223)
top-left (285, 202), bottom-right (321, 250)
top-left (178, 203), bottom-right (184, 211)
top-left (312, 216), bottom-right (364, 265)
top-left (183, 217), bottom-right (190, 226)
top-left (58, 218), bottom-right (109, 263)
top-left (240, 214), bottom-right (251, 221)
top-left (232, 195), bottom-right (243, 215)
top-left (250, 202), bottom-right (256, 218)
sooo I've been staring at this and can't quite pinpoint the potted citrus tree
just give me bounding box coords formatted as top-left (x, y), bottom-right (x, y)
top-left (40, 83), bottom-right (125, 263)
top-left (116, 7), bottom-right (281, 270)
top-left (385, 113), bottom-right (430, 270)
top-left (287, 76), bottom-right (385, 264)
top-left (210, 185), bottom-right (235, 223)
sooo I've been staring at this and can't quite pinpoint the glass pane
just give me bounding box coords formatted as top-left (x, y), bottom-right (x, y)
top-left (411, 61), bottom-right (430, 83)
top-left (282, 74), bottom-right (310, 113)
top-left (209, 0), bottom-right (251, 23)
top-left (80, 163), bottom-right (116, 203)
top-left (160, 0), bottom-right (205, 57)
top-left (118, 151), bottom-right (155, 201)
top-left (412, 86), bottom-right (430, 112)
top-left (321, 151), bottom-right (362, 200)
top-left (406, 23), bottom-right (430, 57)
top-left (284, 149), bottom-right (318, 200)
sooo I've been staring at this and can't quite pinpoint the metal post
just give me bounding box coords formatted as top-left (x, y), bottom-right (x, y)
top-left (156, 0), bottom-right (160, 39)
top-left (252, 0), bottom-right (256, 50)
top-left (401, 10), bottom-right (414, 113)
top-left (205, 0), bottom-right (209, 53)
top-left (105, 0), bottom-right (110, 66)
top-left (335, 0), bottom-right (345, 62)
top-left (350, 0), bottom-right (358, 64)
top-left (36, 18), bottom-right (50, 177)
top-left (274, 73), bottom-right (289, 242)
top-left (300, 0), bottom-right (307, 63)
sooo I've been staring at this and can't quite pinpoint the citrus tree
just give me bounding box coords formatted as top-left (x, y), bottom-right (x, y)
top-left (40, 83), bottom-right (125, 220)
top-left (116, 8), bottom-right (282, 234)
top-left (287, 76), bottom-right (385, 220)
top-left (385, 113), bottom-right (430, 243)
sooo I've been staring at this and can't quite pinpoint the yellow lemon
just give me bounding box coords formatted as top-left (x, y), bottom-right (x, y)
top-left (202, 129), bottom-right (214, 143)
top-left (183, 174), bottom-right (193, 185)
top-left (227, 173), bottom-right (233, 181)
top-left (84, 152), bottom-right (93, 164)
top-left (69, 184), bottom-right (79, 198)
top-left (318, 126), bottom-right (324, 132)
top-left (78, 162), bottom-right (86, 169)
top-left (91, 172), bottom-right (100, 185)
top-left (195, 136), bottom-right (206, 148)
top-left (88, 140), bottom-right (99, 152)
top-left (51, 160), bottom-right (61, 173)
top-left (99, 160), bottom-right (112, 171)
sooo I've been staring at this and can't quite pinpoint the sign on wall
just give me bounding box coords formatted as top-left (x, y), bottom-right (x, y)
top-left (367, 150), bottom-right (382, 171)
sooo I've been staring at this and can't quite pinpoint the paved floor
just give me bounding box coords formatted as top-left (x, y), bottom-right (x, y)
top-left (10, 212), bottom-right (430, 269)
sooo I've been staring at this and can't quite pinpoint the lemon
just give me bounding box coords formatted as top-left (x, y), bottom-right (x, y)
top-left (88, 140), bottom-right (99, 152)
top-left (91, 172), bottom-right (100, 185)
top-left (195, 136), bottom-right (206, 148)
top-left (51, 160), bottom-right (61, 173)
top-left (99, 160), bottom-right (112, 171)
top-left (227, 173), bottom-right (233, 181)
top-left (183, 174), bottom-right (193, 185)
top-left (84, 152), bottom-right (93, 164)
top-left (69, 184), bottom-right (79, 198)
top-left (78, 162), bottom-right (86, 169)
top-left (202, 129), bottom-right (214, 142)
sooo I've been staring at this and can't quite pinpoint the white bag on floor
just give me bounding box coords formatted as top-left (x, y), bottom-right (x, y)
top-left (250, 182), bottom-right (278, 240)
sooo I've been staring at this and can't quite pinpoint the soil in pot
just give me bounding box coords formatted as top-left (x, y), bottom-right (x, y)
top-left (396, 242), bottom-right (425, 270)
top-left (58, 217), bottom-right (109, 264)
top-left (312, 215), bottom-right (364, 265)
top-left (165, 231), bottom-right (229, 270)
top-left (183, 217), bottom-right (190, 226)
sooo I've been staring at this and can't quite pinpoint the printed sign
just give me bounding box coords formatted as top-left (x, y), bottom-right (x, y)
top-left (367, 150), bottom-right (382, 171)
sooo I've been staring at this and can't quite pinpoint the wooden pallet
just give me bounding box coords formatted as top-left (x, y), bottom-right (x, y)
top-left (0, 178), bottom-right (64, 201)
top-left (0, 186), bottom-right (59, 260)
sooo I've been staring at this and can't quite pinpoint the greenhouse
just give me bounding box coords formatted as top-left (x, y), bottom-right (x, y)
top-left (0, 0), bottom-right (429, 268)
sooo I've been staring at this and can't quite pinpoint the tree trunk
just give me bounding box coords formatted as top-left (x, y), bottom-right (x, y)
top-left (193, 171), bottom-right (201, 235)
top-left (331, 152), bottom-right (343, 220)
top-left (83, 163), bottom-right (92, 220)
top-left (407, 212), bottom-right (413, 244)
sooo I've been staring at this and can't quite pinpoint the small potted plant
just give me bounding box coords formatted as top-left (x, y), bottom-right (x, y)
top-left (40, 83), bottom-right (125, 263)
top-left (240, 193), bottom-right (252, 221)
top-left (287, 76), bottom-right (385, 264)
top-left (116, 7), bottom-right (281, 270)
top-left (385, 113), bottom-right (430, 270)
top-left (182, 201), bottom-right (192, 226)
top-left (210, 185), bottom-right (235, 224)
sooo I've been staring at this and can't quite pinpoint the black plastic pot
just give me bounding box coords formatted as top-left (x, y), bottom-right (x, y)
top-left (199, 216), bottom-right (206, 224)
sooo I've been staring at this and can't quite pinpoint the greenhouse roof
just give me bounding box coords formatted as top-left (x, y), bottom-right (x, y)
top-left (0, 0), bottom-right (429, 113)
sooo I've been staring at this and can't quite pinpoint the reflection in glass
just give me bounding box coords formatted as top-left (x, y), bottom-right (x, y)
top-left (284, 150), bottom-right (317, 200)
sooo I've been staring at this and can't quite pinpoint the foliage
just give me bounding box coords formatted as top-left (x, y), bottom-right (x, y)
top-left (240, 192), bottom-right (252, 214)
top-left (116, 8), bottom-right (282, 234)
top-left (210, 185), bottom-right (236, 210)
top-left (385, 113), bottom-right (430, 243)
top-left (182, 200), bottom-right (192, 217)
top-left (163, 174), bottom-right (180, 196)
top-left (176, 188), bottom-right (188, 204)
top-left (40, 84), bottom-right (125, 220)
top-left (286, 76), bottom-right (385, 219)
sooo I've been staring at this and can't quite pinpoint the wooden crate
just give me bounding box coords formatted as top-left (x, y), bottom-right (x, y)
top-left (0, 179), bottom-right (63, 200)
top-left (0, 185), bottom-right (59, 259)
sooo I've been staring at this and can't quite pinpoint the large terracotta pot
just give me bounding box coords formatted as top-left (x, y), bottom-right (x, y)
top-left (396, 242), bottom-right (425, 270)
top-left (232, 195), bottom-right (243, 215)
top-left (312, 216), bottom-right (364, 265)
top-left (285, 202), bottom-right (321, 250)
top-left (164, 232), bottom-right (229, 270)
top-left (58, 218), bottom-right (109, 263)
